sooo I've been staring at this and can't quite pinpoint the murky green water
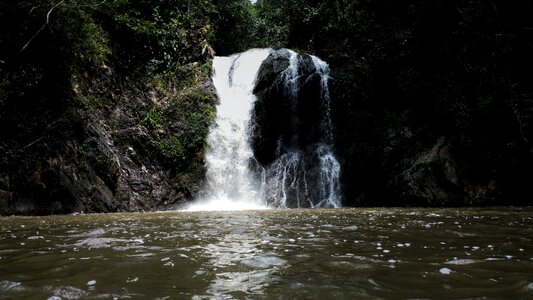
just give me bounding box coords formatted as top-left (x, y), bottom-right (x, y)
top-left (1, 208), bottom-right (532, 299)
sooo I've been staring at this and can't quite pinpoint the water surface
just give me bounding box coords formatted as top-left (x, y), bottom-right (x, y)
top-left (1, 208), bottom-right (532, 299)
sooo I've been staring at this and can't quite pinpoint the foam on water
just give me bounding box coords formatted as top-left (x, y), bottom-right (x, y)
top-left (186, 199), bottom-right (269, 212)
top-left (241, 256), bottom-right (287, 268)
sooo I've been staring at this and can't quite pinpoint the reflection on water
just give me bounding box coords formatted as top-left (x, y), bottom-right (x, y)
top-left (0, 208), bottom-right (532, 299)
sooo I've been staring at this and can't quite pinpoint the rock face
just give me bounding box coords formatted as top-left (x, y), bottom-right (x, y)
top-left (327, 69), bottom-right (504, 207)
top-left (385, 137), bottom-right (496, 206)
top-left (391, 137), bottom-right (461, 204)
top-left (252, 49), bottom-right (324, 165)
top-left (0, 63), bottom-right (215, 215)
top-left (253, 50), bottom-right (506, 208)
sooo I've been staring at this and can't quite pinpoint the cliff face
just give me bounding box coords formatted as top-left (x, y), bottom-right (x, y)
top-left (329, 64), bottom-right (533, 207)
top-left (0, 62), bottom-right (216, 215)
top-left (244, 1), bottom-right (533, 207)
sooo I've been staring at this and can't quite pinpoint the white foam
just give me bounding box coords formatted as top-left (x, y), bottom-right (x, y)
top-left (344, 226), bottom-right (358, 231)
top-left (184, 199), bottom-right (269, 212)
top-left (445, 259), bottom-right (481, 265)
top-left (126, 277), bottom-right (139, 283)
top-left (0, 280), bottom-right (23, 291)
top-left (241, 256), bottom-right (287, 268)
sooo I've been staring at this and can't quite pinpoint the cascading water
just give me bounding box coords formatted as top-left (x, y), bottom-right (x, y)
top-left (187, 48), bottom-right (341, 210)
top-left (312, 56), bottom-right (334, 144)
top-left (315, 144), bottom-right (341, 208)
top-left (262, 50), bottom-right (309, 208)
top-left (284, 50), bottom-right (301, 146)
top-left (266, 151), bottom-right (310, 208)
top-left (312, 56), bottom-right (341, 208)
top-left (264, 53), bottom-right (342, 208)
top-left (186, 49), bottom-right (271, 211)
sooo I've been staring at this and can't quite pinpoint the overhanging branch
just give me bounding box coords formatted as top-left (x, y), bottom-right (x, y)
top-left (18, 0), bottom-right (66, 55)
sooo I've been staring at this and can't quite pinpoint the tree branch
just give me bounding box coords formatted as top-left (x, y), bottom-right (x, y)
top-left (79, 0), bottom-right (108, 9)
top-left (46, 0), bottom-right (66, 24)
top-left (29, 5), bottom-right (41, 16)
top-left (18, 0), bottom-right (66, 55)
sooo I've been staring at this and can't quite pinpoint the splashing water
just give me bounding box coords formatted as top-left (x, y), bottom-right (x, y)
top-left (315, 144), bottom-right (341, 208)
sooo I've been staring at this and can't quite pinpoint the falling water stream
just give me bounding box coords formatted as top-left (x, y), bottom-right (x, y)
top-left (187, 49), bottom-right (271, 211)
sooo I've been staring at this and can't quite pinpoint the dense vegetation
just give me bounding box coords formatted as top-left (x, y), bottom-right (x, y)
top-left (1, 0), bottom-right (532, 213)
top-left (0, 0), bottom-right (223, 214)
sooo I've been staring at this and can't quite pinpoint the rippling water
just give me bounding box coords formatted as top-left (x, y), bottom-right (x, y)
top-left (1, 208), bottom-right (532, 299)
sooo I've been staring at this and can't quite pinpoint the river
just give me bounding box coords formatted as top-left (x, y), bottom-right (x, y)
top-left (1, 208), bottom-right (532, 299)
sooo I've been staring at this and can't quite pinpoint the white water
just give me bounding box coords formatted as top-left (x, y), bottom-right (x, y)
top-left (186, 49), bottom-right (271, 211)
top-left (283, 50), bottom-right (300, 100)
top-left (316, 144), bottom-right (341, 208)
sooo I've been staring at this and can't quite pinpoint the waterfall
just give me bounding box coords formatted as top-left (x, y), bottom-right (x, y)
top-left (311, 55), bottom-right (334, 145)
top-left (266, 151), bottom-right (310, 208)
top-left (284, 50), bottom-right (301, 147)
top-left (315, 144), bottom-right (341, 208)
top-left (312, 56), bottom-right (341, 208)
top-left (186, 48), bottom-right (341, 211)
top-left (264, 53), bottom-right (341, 208)
top-left (283, 50), bottom-right (300, 100)
top-left (186, 49), bottom-right (271, 211)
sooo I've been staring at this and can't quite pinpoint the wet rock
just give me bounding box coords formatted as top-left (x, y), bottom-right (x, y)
top-left (253, 49), bottom-right (291, 94)
top-left (252, 49), bottom-right (341, 208)
top-left (252, 49), bottom-right (324, 165)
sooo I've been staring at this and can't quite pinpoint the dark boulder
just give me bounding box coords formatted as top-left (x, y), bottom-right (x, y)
top-left (251, 49), bottom-right (342, 208)
top-left (251, 49), bottom-right (323, 165)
